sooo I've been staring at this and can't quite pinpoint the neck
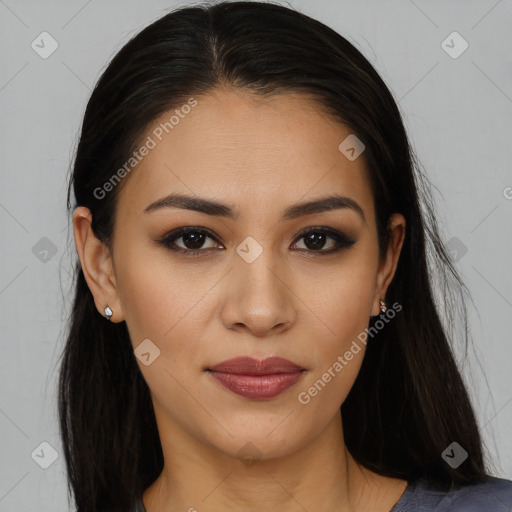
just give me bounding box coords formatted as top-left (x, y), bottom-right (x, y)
top-left (142, 410), bottom-right (406, 512)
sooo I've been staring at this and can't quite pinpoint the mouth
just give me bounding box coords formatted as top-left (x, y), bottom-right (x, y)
top-left (205, 356), bottom-right (306, 400)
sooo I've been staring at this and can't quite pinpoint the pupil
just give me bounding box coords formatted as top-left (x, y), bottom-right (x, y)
top-left (184, 232), bottom-right (205, 249)
top-left (305, 232), bottom-right (326, 250)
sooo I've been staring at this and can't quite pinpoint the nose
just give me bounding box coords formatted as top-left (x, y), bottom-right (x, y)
top-left (219, 246), bottom-right (297, 338)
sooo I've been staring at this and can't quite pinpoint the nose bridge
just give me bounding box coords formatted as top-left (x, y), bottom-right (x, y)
top-left (237, 237), bottom-right (278, 290)
top-left (221, 233), bottom-right (296, 335)
top-left (236, 234), bottom-right (284, 303)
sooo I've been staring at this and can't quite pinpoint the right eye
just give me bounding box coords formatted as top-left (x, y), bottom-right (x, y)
top-left (156, 227), bottom-right (224, 256)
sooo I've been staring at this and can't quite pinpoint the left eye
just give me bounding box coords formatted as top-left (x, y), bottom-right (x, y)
top-left (291, 228), bottom-right (356, 253)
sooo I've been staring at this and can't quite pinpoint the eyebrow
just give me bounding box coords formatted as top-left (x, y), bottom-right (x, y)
top-left (143, 192), bottom-right (365, 222)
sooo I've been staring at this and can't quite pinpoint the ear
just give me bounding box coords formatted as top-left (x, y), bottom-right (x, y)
top-left (371, 213), bottom-right (406, 316)
top-left (72, 206), bottom-right (124, 323)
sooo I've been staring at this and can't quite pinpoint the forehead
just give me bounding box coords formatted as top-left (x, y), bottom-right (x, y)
top-left (116, 89), bottom-right (374, 223)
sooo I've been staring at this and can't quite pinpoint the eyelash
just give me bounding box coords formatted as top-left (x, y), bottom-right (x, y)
top-left (156, 226), bottom-right (356, 257)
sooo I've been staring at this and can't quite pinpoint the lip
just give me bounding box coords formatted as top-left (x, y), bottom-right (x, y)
top-left (206, 356), bottom-right (306, 400)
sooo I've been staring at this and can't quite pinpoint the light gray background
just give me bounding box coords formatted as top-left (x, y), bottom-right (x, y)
top-left (0, 0), bottom-right (511, 510)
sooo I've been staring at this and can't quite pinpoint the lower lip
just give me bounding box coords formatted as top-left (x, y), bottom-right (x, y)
top-left (208, 370), bottom-right (304, 399)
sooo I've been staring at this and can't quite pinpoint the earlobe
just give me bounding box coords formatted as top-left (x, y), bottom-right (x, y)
top-left (372, 213), bottom-right (406, 316)
top-left (72, 206), bottom-right (124, 323)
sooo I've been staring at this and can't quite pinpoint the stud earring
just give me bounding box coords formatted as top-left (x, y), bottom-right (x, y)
top-left (104, 306), bottom-right (113, 321)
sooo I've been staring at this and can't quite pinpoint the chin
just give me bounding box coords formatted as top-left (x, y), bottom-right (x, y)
top-left (198, 413), bottom-right (317, 464)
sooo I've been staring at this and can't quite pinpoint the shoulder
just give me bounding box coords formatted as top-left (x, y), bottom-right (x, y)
top-left (445, 477), bottom-right (512, 511)
top-left (396, 476), bottom-right (512, 511)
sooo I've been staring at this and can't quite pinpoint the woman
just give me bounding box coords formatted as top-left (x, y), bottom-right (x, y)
top-left (59, 2), bottom-right (512, 511)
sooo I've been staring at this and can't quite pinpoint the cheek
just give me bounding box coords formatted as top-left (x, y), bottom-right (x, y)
top-left (310, 257), bottom-right (376, 344)
top-left (118, 257), bottom-right (208, 402)
top-left (116, 251), bottom-right (220, 388)
top-left (116, 248), bottom-right (204, 339)
top-left (302, 254), bottom-right (375, 399)
top-left (298, 328), bottom-right (366, 417)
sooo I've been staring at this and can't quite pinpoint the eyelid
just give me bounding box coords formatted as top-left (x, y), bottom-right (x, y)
top-left (292, 225), bottom-right (354, 242)
top-left (156, 226), bottom-right (224, 251)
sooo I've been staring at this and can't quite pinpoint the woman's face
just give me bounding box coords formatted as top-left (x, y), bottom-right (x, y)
top-left (79, 89), bottom-right (405, 462)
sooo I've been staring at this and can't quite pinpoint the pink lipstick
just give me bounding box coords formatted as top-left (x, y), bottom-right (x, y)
top-left (206, 356), bottom-right (305, 400)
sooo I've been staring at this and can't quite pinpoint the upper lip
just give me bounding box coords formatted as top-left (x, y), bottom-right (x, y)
top-left (207, 356), bottom-right (305, 375)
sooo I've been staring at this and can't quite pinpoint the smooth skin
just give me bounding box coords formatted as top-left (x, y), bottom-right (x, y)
top-left (73, 88), bottom-right (407, 512)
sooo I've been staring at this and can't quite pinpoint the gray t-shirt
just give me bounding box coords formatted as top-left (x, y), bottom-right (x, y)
top-left (390, 476), bottom-right (512, 511)
top-left (133, 476), bottom-right (512, 511)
